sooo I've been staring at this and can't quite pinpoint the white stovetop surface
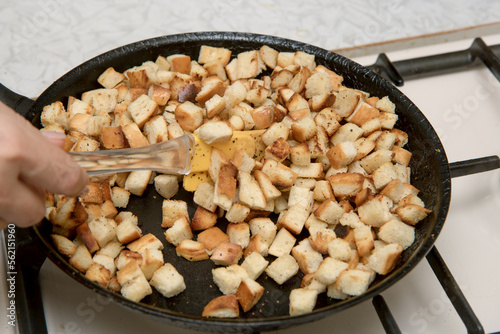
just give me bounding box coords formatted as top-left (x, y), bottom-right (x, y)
top-left (1, 1), bottom-right (500, 333)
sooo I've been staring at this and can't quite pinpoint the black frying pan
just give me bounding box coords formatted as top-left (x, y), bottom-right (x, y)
top-left (0, 32), bottom-right (457, 333)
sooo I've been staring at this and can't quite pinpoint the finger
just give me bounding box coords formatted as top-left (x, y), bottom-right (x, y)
top-left (0, 174), bottom-right (46, 228)
top-left (0, 218), bottom-right (8, 230)
top-left (41, 131), bottom-right (67, 148)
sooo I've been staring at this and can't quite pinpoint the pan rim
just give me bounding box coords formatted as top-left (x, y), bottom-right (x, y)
top-left (27, 31), bottom-right (451, 332)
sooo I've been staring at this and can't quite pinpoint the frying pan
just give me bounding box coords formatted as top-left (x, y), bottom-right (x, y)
top-left (0, 32), bottom-right (453, 333)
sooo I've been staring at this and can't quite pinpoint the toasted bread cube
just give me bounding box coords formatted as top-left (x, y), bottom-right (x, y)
top-left (268, 227), bottom-right (296, 257)
top-left (226, 223), bottom-right (250, 249)
top-left (262, 122), bottom-right (290, 147)
top-left (92, 253), bottom-right (116, 277)
top-left (264, 137), bottom-right (290, 162)
top-left (359, 149), bottom-right (394, 174)
top-left (353, 225), bottom-right (374, 257)
top-left (378, 219), bottom-right (415, 250)
top-left (174, 101), bottom-right (204, 132)
top-left (117, 262), bottom-right (152, 302)
top-left (395, 204), bottom-right (431, 225)
top-left (115, 250), bottom-right (142, 271)
top-left (231, 148), bottom-right (256, 173)
top-left (124, 170), bottom-right (152, 196)
top-left (287, 186), bottom-right (313, 211)
top-left (314, 199), bottom-right (344, 225)
top-left (265, 254), bottom-right (299, 284)
top-left (87, 217), bottom-right (116, 248)
top-left (193, 182), bottom-right (217, 213)
top-left (95, 241), bottom-right (123, 259)
top-left (51, 234), bottom-right (76, 258)
top-left (270, 68), bottom-right (294, 89)
top-left (166, 54), bottom-right (191, 74)
top-left (313, 180), bottom-right (334, 202)
top-left (225, 202), bottom-right (250, 224)
top-left (236, 50), bottom-right (265, 79)
top-left (176, 239), bottom-right (209, 261)
top-left (212, 264), bottom-right (249, 295)
top-left (379, 111), bottom-right (398, 130)
top-left (398, 194), bottom-right (425, 207)
top-left (197, 227), bottom-right (229, 255)
top-left (335, 269), bottom-right (372, 296)
top-left (164, 217), bottom-right (193, 246)
top-left (347, 102), bottom-right (380, 127)
top-left (261, 159), bottom-right (298, 189)
top-left (190, 205), bottom-right (218, 231)
top-left (300, 274), bottom-right (327, 294)
top-left (70, 136), bottom-right (100, 152)
top-left (291, 116), bottom-right (317, 143)
top-left (376, 96), bottom-right (395, 113)
top-left (248, 217), bottom-right (277, 247)
top-left (202, 295), bottom-right (239, 318)
top-left (289, 288), bottom-right (318, 316)
top-left (278, 204), bottom-right (309, 235)
top-left (238, 171), bottom-right (267, 210)
top-left (289, 143), bottom-right (310, 166)
top-left (194, 121), bottom-right (233, 145)
top-left (100, 126), bottom-right (126, 149)
top-left (140, 248), bottom-right (164, 280)
top-left (206, 94), bottom-right (227, 119)
top-left (198, 46), bottom-right (231, 66)
top-left (116, 219), bottom-right (142, 244)
top-left (372, 162), bottom-right (398, 190)
top-left (259, 45), bottom-right (278, 69)
top-left (69, 244), bottom-right (93, 273)
top-left (367, 243), bottom-right (403, 275)
top-left (67, 97), bottom-right (94, 120)
top-left (153, 175), bottom-right (179, 200)
top-left (85, 263), bottom-right (111, 288)
top-left (314, 257), bottom-right (349, 285)
top-left (305, 72), bottom-right (333, 98)
top-left (243, 234), bottom-right (269, 258)
top-left (41, 101), bottom-right (68, 129)
top-left (291, 239), bottom-right (323, 275)
top-left (333, 89), bottom-right (360, 118)
top-left (122, 122), bottom-right (149, 148)
top-left (241, 252), bottom-right (269, 280)
top-left (195, 79), bottom-right (226, 107)
top-left (161, 199), bottom-right (189, 228)
top-left (143, 115), bottom-right (169, 145)
top-left (81, 88), bottom-right (118, 114)
top-left (236, 278), bottom-right (265, 312)
top-left (224, 80), bottom-right (247, 110)
top-left (326, 281), bottom-right (349, 300)
top-left (326, 141), bottom-right (357, 170)
top-left (327, 172), bottom-right (364, 199)
top-left (98, 67), bottom-right (125, 89)
top-left (327, 238), bottom-right (352, 262)
top-left (358, 198), bottom-right (392, 227)
top-left (330, 123), bottom-right (364, 146)
top-left (290, 163), bottom-right (324, 179)
top-left (127, 233), bottom-right (164, 253)
top-left (150, 263), bottom-right (186, 298)
top-left (294, 178), bottom-right (316, 189)
top-left (308, 225), bottom-right (336, 254)
top-left (392, 146), bottom-right (412, 167)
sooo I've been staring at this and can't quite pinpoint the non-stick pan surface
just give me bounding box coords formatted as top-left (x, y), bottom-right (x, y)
top-left (3, 32), bottom-right (451, 333)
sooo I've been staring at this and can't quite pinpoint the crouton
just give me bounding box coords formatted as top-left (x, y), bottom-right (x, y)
top-left (330, 123), bottom-right (364, 146)
top-left (127, 94), bottom-right (158, 129)
top-left (291, 239), bottom-right (324, 275)
top-left (206, 94), bottom-right (227, 119)
top-left (236, 278), bottom-right (265, 312)
top-left (139, 248), bottom-right (164, 280)
top-left (314, 199), bottom-right (344, 225)
top-left (367, 243), bottom-right (403, 275)
top-left (100, 126), bottom-right (126, 149)
top-left (241, 251), bottom-right (269, 280)
top-left (164, 216), bottom-right (193, 246)
top-left (193, 182), bottom-right (217, 212)
top-left (143, 115), bottom-right (169, 144)
top-left (238, 171), bottom-right (267, 210)
top-left (378, 219), bottom-right (415, 250)
top-left (313, 180), bottom-right (334, 202)
top-left (268, 227), bottom-right (296, 257)
top-left (85, 263), bottom-right (111, 288)
top-left (359, 149), bottom-right (394, 174)
top-left (353, 225), bottom-right (374, 257)
top-left (335, 269), bottom-right (373, 296)
top-left (98, 67), bottom-right (125, 89)
top-left (261, 159), bottom-right (297, 189)
top-left (265, 254), bottom-right (299, 284)
top-left (348, 102), bottom-right (380, 127)
top-left (117, 262), bottom-right (152, 302)
top-left (278, 203), bottom-right (309, 235)
top-left (290, 163), bottom-right (324, 179)
top-left (161, 199), bottom-right (189, 228)
top-left (176, 239), bottom-right (209, 261)
top-left (81, 88), bottom-right (118, 114)
top-left (196, 226), bottom-right (228, 255)
top-left (244, 234), bottom-right (269, 258)
top-left (51, 234), bottom-right (76, 258)
top-left (202, 295), bottom-right (239, 318)
top-left (264, 137), bottom-right (290, 162)
top-left (212, 264), bottom-right (248, 295)
top-left (175, 101), bottom-right (204, 132)
top-left (226, 223), bottom-right (250, 249)
top-left (248, 217), bottom-right (277, 247)
top-left (190, 205), bottom-right (218, 231)
top-left (327, 172), bottom-right (364, 199)
top-left (116, 219), bottom-right (142, 244)
top-left (124, 170), bottom-right (152, 196)
top-left (376, 96), bottom-right (395, 113)
top-left (87, 217), bottom-right (116, 248)
top-left (372, 162), bottom-right (398, 190)
top-left (358, 197), bottom-right (392, 227)
top-left (149, 263), bottom-right (186, 298)
top-left (195, 121), bottom-right (233, 145)
top-left (289, 288), bottom-right (318, 316)
top-left (154, 175), bottom-right (179, 200)
top-left (259, 45), bottom-right (278, 69)
top-left (333, 90), bottom-right (360, 118)
top-left (314, 257), bottom-right (349, 285)
top-left (326, 141), bottom-right (357, 169)
top-left (291, 116), bottom-right (317, 143)
top-left (69, 244), bottom-right (93, 273)
top-left (327, 238), bottom-right (352, 262)
top-left (392, 146), bottom-right (412, 166)
top-left (308, 225), bottom-right (336, 254)
top-left (395, 204), bottom-right (431, 225)
top-left (225, 202), bottom-right (250, 224)
top-left (122, 123), bottom-right (149, 148)
top-left (127, 233), bottom-right (164, 254)
top-left (305, 72), bottom-right (333, 98)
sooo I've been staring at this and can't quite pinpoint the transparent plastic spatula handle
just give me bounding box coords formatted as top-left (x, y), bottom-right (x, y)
top-left (70, 133), bottom-right (195, 176)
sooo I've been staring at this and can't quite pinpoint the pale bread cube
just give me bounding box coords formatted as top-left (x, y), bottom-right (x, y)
top-left (161, 199), bottom-right (189, 228)
top-left (268, 227), bottom-right (296, 257)
top-left (225, 202), bottom-right (250, 224)
top-left (154, 175), bottom-right (179, 199)
top-left (378, 219), bottom-right (415, 250)
top-left (124, 170), bottom-right (152, 196)
top-left (164, 217), bottom-right (193, 247)
top-left (212, 264), bottom-right (249, 295)
top-left (116, 262), bottom-right (152, 302)
top-left (336, 269), bottom-right (373, 296)
top-left (291, 239), bottom-right (324, 275)
top-left (226, 223), bottom-right (250, 249)
top-left (69, 244), bottom-right (93, 273)
top-left (111, 186), bottom-right (130, 208)
top-left (314, 199), bottom-right (344, 225)
top-left (193, 182), bottom-right (217, 212)
top-left (197, 227), bottom-right (229, 255)
top-left (278, 203), bottom-right (309, 235)
top-left (289, 288), bottom-right (318, 316)
top-left (248, 218), bottom-right (277, 247)
top-left (127, 233), bottom-right (164, 254)
top-left (140, 248), bottom-right (164, 280)
top-left (241, 252), bottom-right (269, 280)
top-left (367, 243), bottom-right (403, 275)
top-left (150, 263), bottom-right (186, 298)
top-left (314, 257), bottom-right (349, 285)
top-left (176, 239), bottom-right (209, 261)
top-left (265, 254), bottom-right (299, 285)
top-left (327, 238), bottom-right (352, 262)
top-left (50, 234), bottom-right (76, 258)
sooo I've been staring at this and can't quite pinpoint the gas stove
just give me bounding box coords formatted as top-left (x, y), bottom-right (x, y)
top-left (1, 34), bottom-right (499, 334)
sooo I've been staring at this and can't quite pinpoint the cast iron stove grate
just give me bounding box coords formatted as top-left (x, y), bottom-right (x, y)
top-left (3, 38), bottom-right (500, 334)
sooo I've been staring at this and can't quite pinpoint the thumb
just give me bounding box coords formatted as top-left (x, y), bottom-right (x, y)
top-left (41, 131), bottom-right (67, 148)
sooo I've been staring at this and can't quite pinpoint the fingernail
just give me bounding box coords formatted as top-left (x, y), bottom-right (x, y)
top-left (78, 185), bottom-right (89, 198)
top-left (41, 131), bottom-right (67, 139)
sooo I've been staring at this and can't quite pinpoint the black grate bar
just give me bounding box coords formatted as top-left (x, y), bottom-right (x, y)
top-left (449, 155), bottom-right (500, 178)
top-left (367, 41), bottom-right (500, 84)
top-left (372, 295), bottom-right (402, 334)
top-left (426, 247), bottom-right (484, 334)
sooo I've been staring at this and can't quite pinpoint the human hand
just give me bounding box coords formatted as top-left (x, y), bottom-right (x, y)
top-left (0, 101), bottom-right (88, 229)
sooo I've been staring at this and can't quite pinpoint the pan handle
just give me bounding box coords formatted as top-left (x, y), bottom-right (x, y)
top-left (449, 155), bottom-right (500, 178)
top-left (0, 82), bottom-right (35, 119)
